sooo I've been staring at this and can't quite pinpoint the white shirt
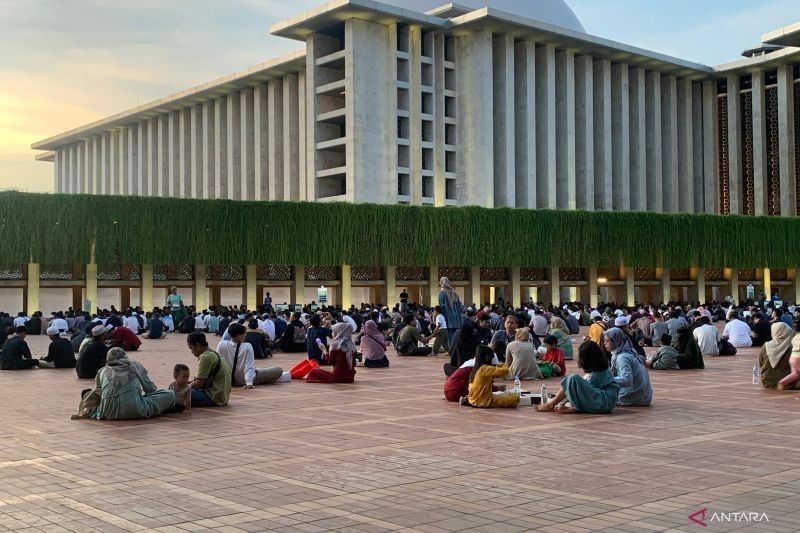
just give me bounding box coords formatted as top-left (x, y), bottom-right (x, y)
top-left (459, 354), bottom-right (500, 368)
top-left (51, 317), bottom-right (69, 333)
top-left (693, 324), bottom-right (719, 356)
top-left (162, 315), bottom-right (174, 331)
top-left (259, 318), bottom-right (275, 340)
top-left (722, 319), bottom-right (752, 348)
top-left (435, 314), bottom-right (447, 329)
top-left (203, 314), bottom-right (212, 327)
top-left (342, 315), bottom-right (357, 333)
top-left (590, 309), bottom-right (601, 319)
top-left (531, 316), bottom-right (548, 337)
top-left (123, 316), bottom-right (140, 333)
top-left (13, 316), bottom-right (28, 327)
top-left (216, 340), bottom-right (256, 387)
top-left (194, 315), bottom-right (205, 329)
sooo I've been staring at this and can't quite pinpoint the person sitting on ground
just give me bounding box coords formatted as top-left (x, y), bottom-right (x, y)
top-left (306, 314), bottom-right (333, 363)
top-left (277, 313), bottom-right (307, 353)
top-left (244, 319), bottom-right (271, 359)
top-left (443, 349), bottom-right (506, 402)
top-left (777, 332), bottom-right (800, 390)
top-left (177, 312), bottom-right (194, 334)
top-left (396, 314), bottom-right (440, 356)
top-left (93, 348), bottom-right (176, 420)
top-left (674, 326), bottom-right (705, 369)
top-left (217, 323), bottom-right (282, 388)
top-left (360, 318), bottom-right (389, 368)
top-left (0, 326), bottom-right (38, 370)
top-left (187, 332), bottom-right (231, 407)
top-left (144, 313), bottom-right (167, 339)
top-left (307, 323), bottom-right (357, 384)
top-left (722, 312), bottom-right (753, 348)
top-left (109, 325), bottom-right (142, 352)
top-left (490, 315), bottom-right (519, 362)
top-left (38, 326), bottom-right (76, 368)
top-left (449, 310), bottom-right (491, 367)
top-left (76, 325), bottom-right (110, 379)
top-left (603, 327), bottom-right (653, 406)
top-left (688, 316), bottom-right (718, 357)
top-left (548, 317), bottom-right (574, 360)
top-left (646, 334), bottom-right (679, 370)
top-left (505, 328), bottom-right (542, 381)
top-left (540, 334), bottom-right (567, 376)
top-left (649, 312), bottom-right (669, 346)
top-left (537, 341), bottom-right (619, 414)
top-left (465, 345), bottom-right (520, 408)
top-left (588, 315), bottom-right (606, 346)
top-left (759, 322), bottom-right (800, 390)
top-left (169, 363), bottom-right (192, 412)
top-left (750, 313), bottom-right (772, 347)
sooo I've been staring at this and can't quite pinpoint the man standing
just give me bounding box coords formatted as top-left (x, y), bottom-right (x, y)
top-left (400, 288), bottom-right (409, 313)
top-left (166, 286), bottom-right (185, 331)
top-left (0, 326), bottom-right (38, 370)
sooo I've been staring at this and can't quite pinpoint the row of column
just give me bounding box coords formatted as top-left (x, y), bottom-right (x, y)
top-left (53, 75), bottom-right (307, 202)
top-left (25, 263), bottom-right (800, 316)
top-left (458, 32), bottom-right (715, 213)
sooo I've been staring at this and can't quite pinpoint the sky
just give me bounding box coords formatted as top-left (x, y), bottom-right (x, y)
top-left (1, 0), bottom-right (798, 193)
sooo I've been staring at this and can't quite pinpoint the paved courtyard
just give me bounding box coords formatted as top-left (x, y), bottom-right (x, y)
top-left (1, 328), bottom-right (798, 532)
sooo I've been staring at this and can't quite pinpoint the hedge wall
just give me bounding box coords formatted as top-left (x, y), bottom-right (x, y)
top-left (0, 191), bottom-right (797, 269)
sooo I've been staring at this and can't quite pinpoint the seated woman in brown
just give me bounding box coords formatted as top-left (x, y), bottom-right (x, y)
top-left (760, 322), bottom-right (800, 390)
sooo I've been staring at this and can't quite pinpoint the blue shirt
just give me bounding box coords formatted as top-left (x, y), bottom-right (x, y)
top-left (611, 351), bottom-right (653, 406)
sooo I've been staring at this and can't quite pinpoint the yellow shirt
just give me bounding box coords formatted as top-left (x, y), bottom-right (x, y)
top-left (468, 364), bottom-right (510, 408)
top-left (589, 323), bottom-right (606, 345)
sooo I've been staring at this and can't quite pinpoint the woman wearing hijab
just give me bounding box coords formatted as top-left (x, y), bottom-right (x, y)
top-left (602, 327), bottom-right (653, 406)
top-left (505, 328), bottom-right (542, 381)
top-left (93, 348), bottom-right (176, 420)
top-left (360, 319), bottom-right (389, 368)
top-left (548, 317), bottom-right (574, 360)
top-left (438, 277), bottom-right (465, 350)
top-left (759, 322), bottom-right (800, 390)
top-left (307, 323), bottom-right (356, 383)
top-left (675, 327), bottom-right (705, 369)
top-left (750, 313), bottom-right (772, 347)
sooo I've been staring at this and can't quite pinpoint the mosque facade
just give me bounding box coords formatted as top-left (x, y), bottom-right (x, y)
top-left (19, 1), bottom-right (800, 312)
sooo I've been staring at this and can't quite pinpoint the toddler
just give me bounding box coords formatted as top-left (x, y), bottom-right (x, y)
top-left (169, 363), bottom-right (192, 412)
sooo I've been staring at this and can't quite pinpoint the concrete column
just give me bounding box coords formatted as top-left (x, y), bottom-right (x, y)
top-left (763, 268), bottom-right (772, 300)
top-left (588, 266), bottom-right (598, 308)
top-left (458, 29), bottom-right (494, 207)
top-left (292, 265), bottom-right (305, 305)
top-left (702, 82), bottom-right (718, 214)
top-left (646, 72), bottom-right (663, 212)
top-left (469, 266), bottom-right (481, 308)
top-left (298, 71), bottom-right (308, 201)
top-left (426, 265), bottom-right (438, 307)
top-left (54, 150), bottom-right (62, 193)
top-left (190, 104), bottom-right (202, 198)
top-left (726, 75), bottom-right (741, 214)
top-left (194, 265), bottom-right (207, 311)
top-left (752, 71), bottom-right (768, 215)
top-left (630, 68), bottom-right (647, 211)
top-left (109, 130), bottom-right (119, 195)
top-left (611, 63), bottom-right (630, 210)
top-left (101, 132), bottom-right (110, 194)
top-left (778, 65), bottom-right (797, 215)
top-left (662, 75), bottom-right (679, 212)
top-left (147, 118), bottom-right (158, 196)
top-left (158, 116), bottom-right (169, 197)
top-left (239, 88), bottom-right (255, 201)
top-left (536, 45), bottom-right (556, 209)
top-left (556, 50), bottom-right (576, 209)
top-left (127, 124), bottom-right (137, 196)
top-left (227, 92), bottom-right (241, 200)
top-left (86, 263), bottom-right (98, 314)
top-left (660, 268), bottom-right (671, 304)
top-left (575, 55), bottom-right (594, 210)
top-left (283, 74), bottom-right (300, 201)
top-left (179, 108), bottom-right (191, 198)
top-left (593, 58), bottom-right (612, 210)
top-left (76, 141), bottom-right (84, 194)
top-left (384, 266), bottom-right (397, 308)
top-left (341, 265), bottom-right (352, 309)
top-left (677, 78), bottom-right (695, 212)
top-left (625, 267), bottom-right (635, 305)
top-left (510, 267), bottom-right (521, 308)
top-left (694, 268), bottom-right (706, 304)
top-left (214, 95), bottom-right (228, 199)
top-left (83, 140), bottom-right (92, 194)
top-left (493, 34), bottom-right (515, 208)
top-left (254, 84), bottom-right (268, 201)
top-left (141, 264), bottom-right (153, 311)
top-left (168, 112), bottom-right (179, 197)
top-left (120, 127), bottom-right (130, 195)
top-left (268, 79), bottom-right (284, 201)
top-left (514, 40), bottom-right (536, 209)
top-left (245, 265), bottom-right (257, 310)
top-left (202, 100), bottom-right (215, 199)
top-left (409, 26), bottom-right (423, 205)
top-left (136, 121), bottom-right (147, 196)
top-left (549, 267), bottom-right (560, 306)
top-left (26, 263), bottom-right (39, 316)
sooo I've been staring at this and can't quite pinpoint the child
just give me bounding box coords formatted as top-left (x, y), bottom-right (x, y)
top-left (646, 333), bottom-right (679, 370)
top-left (541, 334), bottom-right (566, 376)
top-left (169, 363), bottom-right (192, 412)
top-left (465, 346), bottom-right (519, 408)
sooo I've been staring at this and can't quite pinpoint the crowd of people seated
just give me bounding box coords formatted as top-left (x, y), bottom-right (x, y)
top-left (4, 280), bottom-right (800, 422)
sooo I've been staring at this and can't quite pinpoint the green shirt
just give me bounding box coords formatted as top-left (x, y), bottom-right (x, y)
top-left (196, 349), bottom-right (231, 406)
top-left (167, 293), bottom-right (183, 310)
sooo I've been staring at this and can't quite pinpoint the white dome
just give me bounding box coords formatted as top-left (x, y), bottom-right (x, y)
top-left (387, 0), bottom-right (585, 33)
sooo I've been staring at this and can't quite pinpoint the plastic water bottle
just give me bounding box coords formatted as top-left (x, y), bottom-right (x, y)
top-left (513, 376), bottom-right (521, 395)
top-left (541, 384), bottom-right (548, 405)
top-left (752, 364), bottom-right (760, 385)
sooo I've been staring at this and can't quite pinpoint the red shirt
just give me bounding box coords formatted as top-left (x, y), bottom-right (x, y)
top-left (111, 327), bottom-right (141, 349)
top-left (542, 347), bottom-right (566, 376)
top-left (444, 367), bottom-right (471, 402)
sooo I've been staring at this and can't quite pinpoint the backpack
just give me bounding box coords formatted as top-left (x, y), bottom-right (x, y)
top-left (292, 324), bottom-right (307, 344)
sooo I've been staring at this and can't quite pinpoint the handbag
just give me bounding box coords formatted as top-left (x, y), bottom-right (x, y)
top-left (718, 338), bottom-right (737, 356)
top-left (71, 388), bottom-right (101, 419)
top-left (537, 361), bottom-right (555, 379)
